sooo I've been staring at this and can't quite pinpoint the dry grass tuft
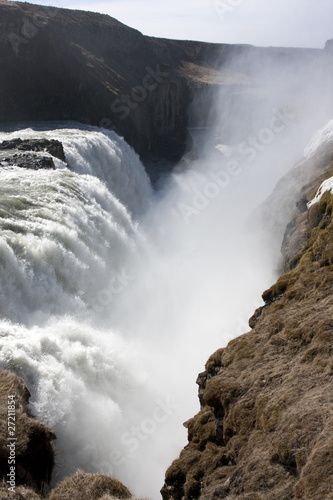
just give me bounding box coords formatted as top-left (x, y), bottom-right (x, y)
top-left (0, 485), bottom-right (42, 499)
top-left (48, 470), bottom-right (133, 500)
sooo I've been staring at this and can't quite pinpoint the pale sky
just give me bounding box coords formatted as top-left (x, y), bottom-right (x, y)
top-left (12, 0), bottom-right (333, 48)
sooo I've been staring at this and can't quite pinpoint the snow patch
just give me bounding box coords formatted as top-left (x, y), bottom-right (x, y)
top-left (304, 119), bottom-right (333, 159)
top-left (307, 175), bottom-right (333, 208)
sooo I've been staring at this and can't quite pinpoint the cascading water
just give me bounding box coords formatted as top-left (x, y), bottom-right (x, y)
top-left (0, 114), bottom-right (329, 498)
top-left (0, 125), bottom-right (171, 496)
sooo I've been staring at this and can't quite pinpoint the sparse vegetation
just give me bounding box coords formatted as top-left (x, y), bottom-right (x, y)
top-left (162, 148), bottom-right (333, 499)
top-left (48, 470), bottom-right (132, 500)
top-left (0, 486), bottom-right (42, 499)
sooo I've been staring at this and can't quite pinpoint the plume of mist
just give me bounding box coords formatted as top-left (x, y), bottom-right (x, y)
top-left (101, 44), bottom-right (333, 496)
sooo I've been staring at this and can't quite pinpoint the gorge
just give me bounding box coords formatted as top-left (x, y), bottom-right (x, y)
top-left (0, 2), bottom-right (333, 500)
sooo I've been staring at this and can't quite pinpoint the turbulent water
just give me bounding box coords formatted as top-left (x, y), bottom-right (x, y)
top-left (0, 117), bottom-right (329, 499)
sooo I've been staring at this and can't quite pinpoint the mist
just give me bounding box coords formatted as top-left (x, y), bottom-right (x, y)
top-left (0, 45), bottom-right (332, 500)
top-left (90, 46), bottom-right (333, 497)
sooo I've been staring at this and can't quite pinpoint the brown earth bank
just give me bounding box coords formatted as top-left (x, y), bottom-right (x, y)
top-left (161, 142), bottom-right (333, 500)
top-left (0, 1), bottom-right (332, 167)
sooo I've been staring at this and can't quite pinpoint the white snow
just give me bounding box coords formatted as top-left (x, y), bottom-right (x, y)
top-left (307, 175), bottom-right (333, 208)
top-left (304, 119), bottom-right (333, 159)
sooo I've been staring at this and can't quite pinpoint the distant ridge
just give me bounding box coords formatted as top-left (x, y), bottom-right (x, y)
top-left (0, 1), bottom-right (331, 162)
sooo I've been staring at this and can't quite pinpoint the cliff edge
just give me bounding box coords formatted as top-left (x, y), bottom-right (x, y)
top-left (161, 139), bottom-right (333, 500)
top-left (0, 1), bottom-right (330, 165)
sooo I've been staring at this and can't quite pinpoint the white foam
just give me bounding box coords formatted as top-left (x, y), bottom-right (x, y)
top-left (0, 125), bottom-right (152, 217)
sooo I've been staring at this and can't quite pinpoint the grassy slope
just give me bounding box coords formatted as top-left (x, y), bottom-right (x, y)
top-left (162, 146), bottom-right (333, 500)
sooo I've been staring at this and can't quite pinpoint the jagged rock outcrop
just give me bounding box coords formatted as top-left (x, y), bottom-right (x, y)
top-left (161, 144), bottom-right (333, 499)
top-left (0, 1), bottom-right (332, 164)
top-left (0, 138), bottom-right (66, 161)
top-left (0, 138), bottom-right (66, 170)
top-left (0, 369), bottom-right (56, 494)
top-left (0, 152), bottom-right (56, 170)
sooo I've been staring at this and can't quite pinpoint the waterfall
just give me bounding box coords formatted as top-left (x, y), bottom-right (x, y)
top-left (0, 117), bottom-right (324, 499)
top-left (0, 124), bottom-right (174, 498)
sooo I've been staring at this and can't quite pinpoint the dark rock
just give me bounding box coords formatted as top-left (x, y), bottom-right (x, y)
top-left (0, 138), bottom-right (66, 162)
top-left (0, 152), bottom-right (56, 170)
top-left (296, 197), bottom-right (308, 213)
top-left (0, 137), bottom-right (67, 170)
top-left (0, 2), bottom-right (331, 165)
top-left (0, 369), bottom-right (56, 494)
top-left (248, 305), bottom-right (266, 328)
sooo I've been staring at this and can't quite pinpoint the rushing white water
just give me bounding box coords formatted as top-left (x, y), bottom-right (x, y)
top-left (0, 116), bottom-right (328, 499)
top-left (0, 124), bottom-right (152, 216)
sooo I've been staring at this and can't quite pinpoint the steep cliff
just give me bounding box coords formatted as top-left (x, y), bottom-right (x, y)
top-left (0, 1), bottom-right (331, 166)
top-left (161, 140), bottom-right (333, 500)
top-left (0, 369), bottom-right (56, 494)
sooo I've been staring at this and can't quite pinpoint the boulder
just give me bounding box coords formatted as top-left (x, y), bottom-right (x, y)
top-left (0, 138), bottom-right (66, 162)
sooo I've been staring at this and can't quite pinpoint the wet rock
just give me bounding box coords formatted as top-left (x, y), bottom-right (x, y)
top-left (0, 138), bottom-right (66, 162)
top-left (0, 152), bottom-right (55, 170)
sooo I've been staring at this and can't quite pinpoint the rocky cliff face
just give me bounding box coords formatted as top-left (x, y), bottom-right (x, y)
top-left (161, 141), bottom-right (333, 500)
top-left (0, 1), bottom-right (220, 161)
top-left (0, 369), bottom-right (56, 494)
top-left (0, 1), bottom-right (331, 165)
